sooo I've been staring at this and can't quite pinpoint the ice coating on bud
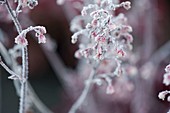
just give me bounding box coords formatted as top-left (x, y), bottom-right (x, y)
top-left (15, 35), bottom-right (28, 47)
top-left (158, 91), bottom-right (169, 100)
top-left (122, 1), bottom-right (131, 10)
top-left (163, 73), bottom-right (170, 86)
top-left (165, 64), bottom-right (170, 73)
top-left (37, 34), bottom-right (46, 43)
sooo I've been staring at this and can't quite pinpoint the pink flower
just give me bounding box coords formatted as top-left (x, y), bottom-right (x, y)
top-left (15, 35), bottom-right (28, 46)
top-left (37, 34), bottom-right (46, 44)
top-left (165, 64), bottom-right (170, 73)
top-left (163, 73), bottom-right (170, 86)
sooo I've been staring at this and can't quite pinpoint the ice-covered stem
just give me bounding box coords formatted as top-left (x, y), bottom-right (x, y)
top-left (4, 0), bottom-right (28, 113)
top-left (0, 56), bottom-right (20, 80)
top-left (68, 63), bottom-right (99, 113)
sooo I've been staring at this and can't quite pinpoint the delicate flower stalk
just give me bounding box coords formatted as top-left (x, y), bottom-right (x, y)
top-left (69, 0), bottom-right (133, 113)
top-left (2, 0), bottom-right (46, 113)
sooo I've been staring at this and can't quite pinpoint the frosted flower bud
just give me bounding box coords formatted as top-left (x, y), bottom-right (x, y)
top-left (122, 1), bottom-right (131, 10)
top-left (86, 23), bottom-right (92, 29)
top-left (158, 91), bottom-right (168, 100)
top-left (81, 8), bottom-right (87, 16)
top-left (74, 50), bottom-right (82, 58)
top-left (37, 34), bottom-right (46, 43)
top-left (163, 73), bottom-right (170, 86)
top-left (165, 64), bottom-right (170, 73)
top-left (117, 49), bottom-right (125, 57)
top-left (106, 85), bottom-right (115, 94)
top-left (27, 0), bottom-right (38, 9)
top-left (95, 35), bottom-right (106, 43)
top-left (15, 35), bottom-right (28, 46)
top-left (71, 34), bottom-right (78, 44)
top-left (125, 26), bottom-right (133, 32)
top-left (124, 34), bottom-right (133, 43)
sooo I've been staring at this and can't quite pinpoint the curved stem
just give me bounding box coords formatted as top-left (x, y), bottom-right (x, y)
top-left (68, 64), bottom-right (99, 113)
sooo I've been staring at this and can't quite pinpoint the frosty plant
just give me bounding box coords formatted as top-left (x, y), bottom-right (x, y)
top-left (158, 64), bottom-right (170, 112)
top-left (69, 0), bottom-right (133, 113)
top-left (0, 0), bottom-right (46, 113)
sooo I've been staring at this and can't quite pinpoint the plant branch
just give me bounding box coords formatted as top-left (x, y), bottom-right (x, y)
top-left (4, 0), bottom-right (28, 113)
top-left (68, 63), bottom-right (99, 113)
top-left (0, 56), bottom-right (20, 79)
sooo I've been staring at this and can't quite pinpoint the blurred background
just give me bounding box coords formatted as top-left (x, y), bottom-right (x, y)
top-left (0, 0), bottom-right (170, 113)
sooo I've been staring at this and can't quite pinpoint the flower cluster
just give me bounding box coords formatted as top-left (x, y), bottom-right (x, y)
top-left (71, 0), bottom-right (133, 94)
top-left (15, 26), bottom-right (47, 46)
top-left (72, 1), bottom-right (132, 61)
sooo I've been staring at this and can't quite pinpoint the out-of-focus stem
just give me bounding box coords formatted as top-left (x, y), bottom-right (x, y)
top-left (68, 63), bottom-right (99, 113)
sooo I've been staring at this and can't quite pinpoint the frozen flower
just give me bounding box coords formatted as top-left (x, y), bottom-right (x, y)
top-left (122, 1), bottom-right (131, 10)
top-left (165, 64), bottom-right (170, 73)
top-left (15, 35), bottom-right (28, 47)
top-left (163, 73), bottom-right (170, 86)
top-left (37, 34), bottom-right (46, 44)
top-left (158, 91), bottom-right (169, 100)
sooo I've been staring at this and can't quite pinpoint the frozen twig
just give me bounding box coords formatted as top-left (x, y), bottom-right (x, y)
top-left (68, 63), bottom-right (99, 113)
top-left (0, 56), bottom-right (21, 80)
top-left (4, 0), bottom-right (28, 113)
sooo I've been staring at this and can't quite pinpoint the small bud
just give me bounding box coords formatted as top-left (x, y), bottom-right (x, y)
top-left (37, 34), bottom-right (46, 43)
top-left (74, 50), bottom-right (82, 58)
top-left (158, 91), bottom-right (168, 100)
top-left (27, 0), bottom-right (38, 9)
top-left (117, 49), bottom-right (125, 57)
top-left (15, 35), bottom-right (28, 46)
top-left (163, 73), bottom-right (170, 86)
top-left (165, 64), bottom-right (170, 73)
top-left (122, 1), bottom-right (131, 10)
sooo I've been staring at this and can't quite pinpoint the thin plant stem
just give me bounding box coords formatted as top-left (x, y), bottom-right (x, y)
top-left (0, 57), bottom-right (20, 78)
top-left (4, 0), bottom-right (28, 113)
top-left (68, 63), bottom-right (99, 113)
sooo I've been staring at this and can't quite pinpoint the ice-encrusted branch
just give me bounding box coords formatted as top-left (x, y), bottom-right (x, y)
top-left (2, 0), bottom-right (46, 113)
top-left (68, 63), bottom-right (99, 113)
